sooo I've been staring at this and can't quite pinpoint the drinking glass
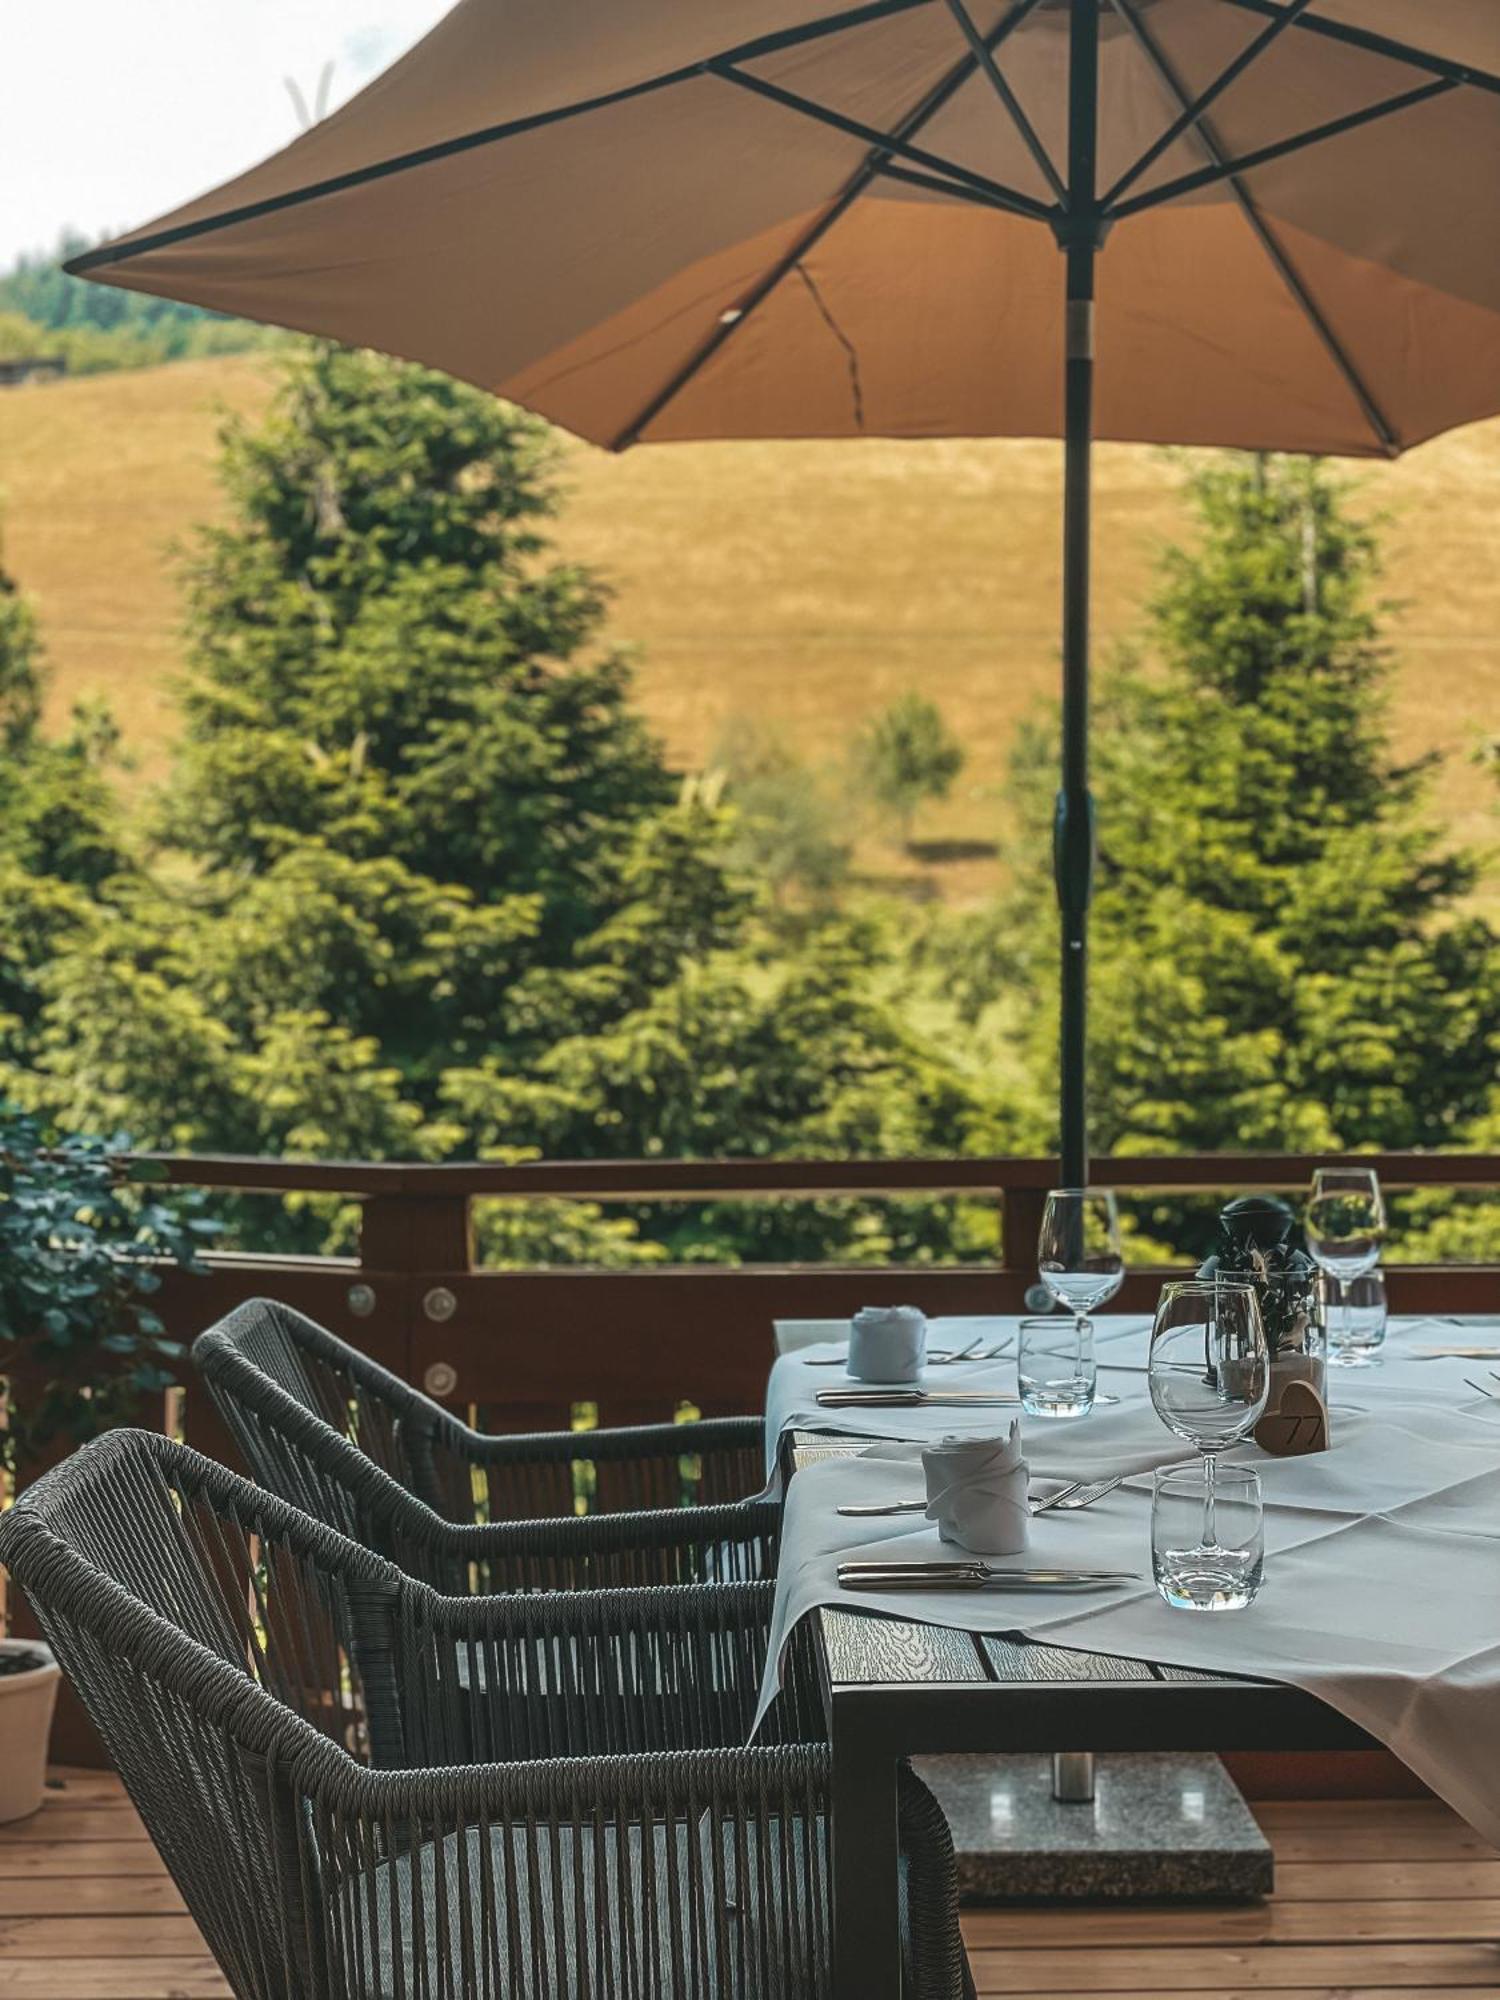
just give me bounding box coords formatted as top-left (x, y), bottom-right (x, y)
top-left (1333, 1267), bottom-right (1387, 1364)
top-left (1148, 1280), bottom-right (1268, 1609)
top-left (1306, 1168), bottom-right (1386, 1368)
top-left (1038, 1189), bottom-right (1124, 1344)
top-left (1017, 1316), bottom-right (1096, 1418)
top-left (1153, 1463), bottom-right (1264, 1611)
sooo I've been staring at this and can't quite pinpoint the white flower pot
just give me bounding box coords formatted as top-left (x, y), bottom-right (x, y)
top-left (0, 1640), bottom-right (61, 1823)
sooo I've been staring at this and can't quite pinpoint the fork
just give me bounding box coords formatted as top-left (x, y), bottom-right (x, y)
top-left (804, 1349), bottom-right (959, 1368)
top-left (836, 1473), bottom-right (1122, 1520)
top-left (930, 1337), bottom-right (1013, 1366)
top-left (1031, 1473), bottom-right (1124, 1515)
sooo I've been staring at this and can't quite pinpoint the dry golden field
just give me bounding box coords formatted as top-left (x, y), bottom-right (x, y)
top-left (0, 353), bottom-right (1496, 902)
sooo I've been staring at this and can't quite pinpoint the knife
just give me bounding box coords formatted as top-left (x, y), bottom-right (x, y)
top-left (837, 1562), bottom-right (1137, 1592)
top-left (815, 1388), bottom-right (1021, 1409)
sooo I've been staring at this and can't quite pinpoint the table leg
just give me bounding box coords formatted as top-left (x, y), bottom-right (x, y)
top-left (831, 1718), bottom-right (903, 2000)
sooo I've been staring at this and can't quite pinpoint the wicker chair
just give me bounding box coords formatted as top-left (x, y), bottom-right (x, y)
top-left (0, 1429), bottom-right (974, 2000)
top-left (193, 1298), bottom-right (775, 1594)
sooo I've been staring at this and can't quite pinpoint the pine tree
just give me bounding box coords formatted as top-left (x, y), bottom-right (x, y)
top-left (24, 346), bottom-right (1001, 1262)
top-left (990, 456), bottom-right (1499, 1169)
top-left (0, 556), bottom-right (127, 1067)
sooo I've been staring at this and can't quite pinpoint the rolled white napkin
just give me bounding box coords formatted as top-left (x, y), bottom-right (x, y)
top-left (848, 1305), bottom-right (927, 1382)
top-left (922, 1423), bottom-right (1030, 1555)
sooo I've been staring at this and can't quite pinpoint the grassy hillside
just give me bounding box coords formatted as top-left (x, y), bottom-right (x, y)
top-left (1, 353), bottom-right (1496, 901)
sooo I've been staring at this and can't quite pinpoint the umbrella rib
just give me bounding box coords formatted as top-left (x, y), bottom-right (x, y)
top-left (1213, 0), bottom-right (1500, 102)
top-left (940, 0), bottom-right (1067, 205)
top-left (1107, 0), bottom-right (1399, 457)
top-left (609, 0), bottom-right (1052, 450)
top-left (1106, 75), bottom-right (1456, 222)
top-left (872, 159), bottom-right (1033, 212)
top-left (706, 63), bottom-right (1054, 222)
top-left (63, 0), bottom-right (941, 278)
top-left (1100, 0), bottom-right (1317, 211)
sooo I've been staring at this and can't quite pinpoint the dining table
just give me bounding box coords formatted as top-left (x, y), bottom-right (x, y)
top-left (761, 1311), bottom-right (1500, 2000)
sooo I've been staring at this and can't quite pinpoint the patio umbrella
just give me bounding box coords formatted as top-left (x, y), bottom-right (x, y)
top-left (67, 0), bottom-right (1500, 1183)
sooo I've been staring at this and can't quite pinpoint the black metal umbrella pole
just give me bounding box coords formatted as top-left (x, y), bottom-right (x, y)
top-left (1056, 0), bottom-right (1101, 1190)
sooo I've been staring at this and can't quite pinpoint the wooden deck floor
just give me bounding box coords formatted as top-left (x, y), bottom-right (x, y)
top-left (3, 1772), bottom-right (1499, 1998)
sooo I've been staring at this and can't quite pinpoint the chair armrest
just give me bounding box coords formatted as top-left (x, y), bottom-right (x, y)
top-left (449, 1413), bottom-right (765, 1468)
top-left (409, 1408), bottom-right (769, 1517)
top-left (391, 1576), bottom-right (806, 1765)
top-left (383, 1494), bottom-right (782, 1594)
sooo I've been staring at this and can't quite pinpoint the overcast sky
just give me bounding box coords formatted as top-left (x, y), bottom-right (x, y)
top-left (3, 0), bottom-right (452, 271)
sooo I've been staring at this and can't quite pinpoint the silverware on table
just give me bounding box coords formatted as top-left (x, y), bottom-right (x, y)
top-left (926, 1335), bottom-right (983, 1367)
top-left (835, 1472), bottom-right (1125, 1520)
top-left (815, 1388), bottom-right (1021, 1409)
top-left (1031, 1473), bottom-right (1124, 1514)
top-left (1416, 1347), bottom-right (1500, 1360)
top-left (928, 1337), bottom-right (1015, 1366)
top-left (1464, 1377), bottom-right (1500, 1400)
top-left (837, 1562), bottom-right (1138, 1593)
top-left (804, 1350), bottom-right (958, 1368)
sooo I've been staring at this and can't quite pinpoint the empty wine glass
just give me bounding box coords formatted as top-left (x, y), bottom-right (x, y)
top-left (1148, 1280), bottom-right (1269, 1610)
top-left (1306, 1168), bottom-right (1386, 1369)
top-left (1038, 1189), bottom-right (1124, 1346)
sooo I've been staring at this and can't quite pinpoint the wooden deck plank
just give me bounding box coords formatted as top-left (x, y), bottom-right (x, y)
top-left (0, 1878), bottom-right (186, 1917)
top-left (1275, 1862), bottom-right (1500, 1902)
top-left (0, 1961), bottom-right (229, 1998)
top-left (964, 1900), bottom-right (1500, 1948)
top-left (0, 1809), bottom-right (149, 1846)
top-left (964, 1944), bottom-right (1500, 1991)
top-left (0, 1916), bottom-right (205, 1957)
top-left (0, 1842), bottom-right (167, 1880)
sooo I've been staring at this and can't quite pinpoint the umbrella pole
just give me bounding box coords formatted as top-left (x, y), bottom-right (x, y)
top-left (1054, 0), bottom-right (1101, 1190)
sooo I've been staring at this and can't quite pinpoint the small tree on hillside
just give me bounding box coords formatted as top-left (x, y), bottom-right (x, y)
top-left (713, 717), bottom-right (850, 904)
top-left (855, 693), bottom-right (965, 847)
top-left (985, 455), bottom-right (1499, 1202)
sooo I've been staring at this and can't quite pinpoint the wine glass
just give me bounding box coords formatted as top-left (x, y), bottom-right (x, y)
top-left (1037, 1189), bottom-right (1124, 1349)
top-left (1305, 1168), bottom-right (1386, 1369)
top-left (1148, 1280), bottom-right (1269, 1610)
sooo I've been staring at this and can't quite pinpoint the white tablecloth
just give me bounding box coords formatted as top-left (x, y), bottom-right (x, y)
top-left (760, 1313), bottom-right (1500, 1844)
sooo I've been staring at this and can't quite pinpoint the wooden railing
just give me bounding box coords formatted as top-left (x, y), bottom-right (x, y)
top-left (140, 1150), bottom-right (1500, 1445)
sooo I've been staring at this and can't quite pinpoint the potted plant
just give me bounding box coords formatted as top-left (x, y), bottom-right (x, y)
top-left (0, 1641), bottom-right (60, 1822)
top-left (0, 1105), bottom-right (217, 1792)
top-left (1199, 1195), bottom-right (1325, 1397)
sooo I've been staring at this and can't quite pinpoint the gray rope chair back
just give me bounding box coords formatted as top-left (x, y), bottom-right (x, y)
top-left (0, 1428), bottom-right (398, 1996)
top-left (194, 1299), bottom-right (778, 1594)
top-left (0, 1430), bottom-right (972, 2000)
top-left (196, 1296), bottom-right (766, 1519)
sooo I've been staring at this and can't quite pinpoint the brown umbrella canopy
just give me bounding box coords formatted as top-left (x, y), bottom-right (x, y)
top-left (71, 0), bottom-right (1500, 458)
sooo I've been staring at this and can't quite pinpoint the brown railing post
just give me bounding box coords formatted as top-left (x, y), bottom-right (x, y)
top-left (360, 1192), bottom-right (474, 1274)
top-left (361, 1189), bottom-right (473, 1402)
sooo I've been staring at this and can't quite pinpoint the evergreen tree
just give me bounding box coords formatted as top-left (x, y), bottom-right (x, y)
top-left (984, 456), bottom-right (1499, 1183)
top-left (24, 346), bottom-right (1000, 1261)
top-left (0, 557), bottom-right (128, 1068)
